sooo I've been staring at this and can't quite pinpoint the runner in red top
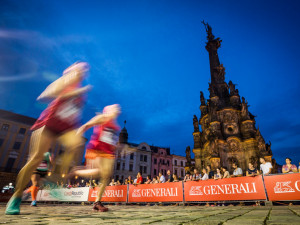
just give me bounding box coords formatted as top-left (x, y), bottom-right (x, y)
top-left (6, 62), bottom-right (91, 215)
top-left (70, 104), bottom-right (121, 212)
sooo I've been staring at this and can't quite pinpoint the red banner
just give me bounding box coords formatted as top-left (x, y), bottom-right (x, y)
top-left (184, 175), bottom-right (266, 202)
top-left (88, 185), bottom-right (127, 202)
top-left (128, 182), bottom-right (183, 202)
top-left (263, 173), bottom-right (300, 201)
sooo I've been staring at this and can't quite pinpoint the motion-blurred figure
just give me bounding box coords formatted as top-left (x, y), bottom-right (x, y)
top-left (24, 152), bottom-right (52, 206)
top-left (70, 104), bottom-right (121, 212)
top-left (6, 62), bottom-right (90, 215)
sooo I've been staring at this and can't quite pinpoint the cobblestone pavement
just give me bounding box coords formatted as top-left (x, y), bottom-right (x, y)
top-left (1, 203), bottom-right (300, 225)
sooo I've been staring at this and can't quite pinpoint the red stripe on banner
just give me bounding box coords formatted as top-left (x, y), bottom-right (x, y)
top-left (88, 185), bottom-right (127, 202)
top-left (184, 175), bottom-right (266, 202)
top-left (263, 173), bottom-right (300, 201)
top-left (128, 182), bottom-right (184, 202)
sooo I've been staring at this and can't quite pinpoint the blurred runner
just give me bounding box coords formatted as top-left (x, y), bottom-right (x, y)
top-left (24, 152), bottom-right (52, 206)
top-left (6, 62), bottom-right (90, 215)
top-left (70, 104), bottom-right (121, 212)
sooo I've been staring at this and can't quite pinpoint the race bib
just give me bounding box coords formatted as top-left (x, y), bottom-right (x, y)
top-left (56, 99), bottom-right (81, 122)
top-left (100, 128), bottom-right (117, 146)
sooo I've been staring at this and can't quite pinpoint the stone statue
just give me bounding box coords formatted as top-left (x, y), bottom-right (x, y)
top-left (228, 80), bottom-right (236, 95)
top-left (201, 20), bottom-right (215, 41)
top-left (193, 115), bottom-right (199, 132)
top-left (241, 97), bottom-right (250, 120)
top-left (215, 64), bottom-right (225, 82)
top-left (185, 146), bottom-right (191, 165)
top-left (200, 91), bottom-right (206, 105)
top-left (208, 83), bottom-right (216, 97)
top-left (266, 141), bottom-right (272, 153)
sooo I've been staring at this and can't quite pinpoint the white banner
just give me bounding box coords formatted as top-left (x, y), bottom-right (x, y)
top-left (37, 187), bottom-right (89, 202)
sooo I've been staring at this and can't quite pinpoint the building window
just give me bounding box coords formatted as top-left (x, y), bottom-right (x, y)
top-left (144, 155), bottom-right (147, 162)
top-left (143, 166), bottom-right (147, 174)
top-left (5, 158), bottom-right (16, 172)
top-left (130, 153), bottom-right (134, 160)
top-left (154, 169), bottom-right (156, 175)
top-left (140, 166), bottom-right (143, 173)
top-left (181, 161), bottom-right (183, 167)
top-left (116, 162), bottom-right (120, 170)
top-left (122, 163), bottom-right (125, 170)
top-left (116, 175), bottom-right (119, 181)
top-left (175, 169), bottom-right (177, 176)
top-left (0, 138), bottom-right (4, 147)
top-left (160, 151), bottom-right (163, 155)
top-left (1, 124), bottom-right (9, 131)
top-left (142, 146), bottom-right (146, 150)
top-left (18, 128), bottom-right (26, 134)
top-left (175, 160), bottom-right (177, 166)
top-left (154, 158), bottom-right (157, 164)
top-left (167, 160), bottom-right (169, 166)
top-left (181, 170), bottom-right (184, 177)
top-left (140, 155), bottom-right (143, 161)
top-left (13, 142), bottom-right (21, 150)
top-left (129, 164), bottom-right (133, 171)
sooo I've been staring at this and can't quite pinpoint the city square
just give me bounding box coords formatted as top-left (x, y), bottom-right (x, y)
top-left (1, 0), bottom-right (300, 224)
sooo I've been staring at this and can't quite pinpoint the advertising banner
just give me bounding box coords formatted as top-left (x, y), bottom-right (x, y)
top-left (88, 185), bottom-right (127, 202)
top-left (38, 187), bottom-right (89, 202)
top-left (263, 173), bottom-right (300, 201)
top-left (128, 182), bottom-right (183, 202)
top-left (184, 175), bottom-right (266, 202)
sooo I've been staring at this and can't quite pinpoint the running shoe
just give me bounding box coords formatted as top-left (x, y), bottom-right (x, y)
top-left (5, 197), bottom-right (22, 215)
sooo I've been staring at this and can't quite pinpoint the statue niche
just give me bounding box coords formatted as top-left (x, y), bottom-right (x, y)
top-left (193, 115), bottom-right (199, 132)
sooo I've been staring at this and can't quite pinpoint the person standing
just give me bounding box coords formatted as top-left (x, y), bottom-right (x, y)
top-left (246, 162), bottom-right (259, 176)
top-left (282, 158), bottom-right (298, 173)
top-left (166, 170), bottom-right (174, 182)
top-left (259, 157), bottom-right (272, 176)
top-left (231, 163), bottom-right (243, 177)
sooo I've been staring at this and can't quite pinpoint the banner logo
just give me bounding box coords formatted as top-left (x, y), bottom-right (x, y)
top-left (189, 186), bottom-right (203, 195)
top-left (274, 181), bottom-right (295, 193)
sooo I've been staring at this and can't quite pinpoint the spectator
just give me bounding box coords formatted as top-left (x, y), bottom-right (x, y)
top-left (145, 175), bottom-right (152, 184)
top-left (231, 163), bottom-right (243, 177)
top-left (282, 158), bottom-right (298, 173)
top-left (259, 157), bottom-right (272, 176)
top-left (123, 178), bottom-right (129, 185)
top-left (173, 174), bottom-right (179, 182)
top-left (192, 169), bottom-right (201, 181)
top-left (222, 167), bottom-right (230, 178)
top-left (159, 172), bottom-right (166, 183)
top-left (246, 162), bottom-right (259, 176)
top-left (201, 168), bottom-right (209, 180)
top-left (214, 168), bottom-right (222, 180)
top-left (166, 170), bottom-right (174, 182)
top-left (116, 180), bottom-right (121, 185)
top-left (151, 177), bottom-right (158, 184)
top-left (206, 165), bottom-right (214, 179)
top-left (183, 173), bottom-right (191, 182)
top-left (109, 179), bottom-right (115, 186)
top-left (128, 176), bottom-right (133, 184)
top-left (136, 172), bottom-right (143, 184)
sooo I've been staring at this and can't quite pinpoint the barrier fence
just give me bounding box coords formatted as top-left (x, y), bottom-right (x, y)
top-left (5, 173), bottom-right (299, 203)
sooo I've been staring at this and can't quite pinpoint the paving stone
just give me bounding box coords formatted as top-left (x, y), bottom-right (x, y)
top-left (1, 203), bottom-right (300, 224)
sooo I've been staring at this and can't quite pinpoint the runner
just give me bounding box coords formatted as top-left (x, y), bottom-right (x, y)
top-left (24, 152), bottom-right (52, 206)
top-left (5, 62), bottom-right (90, 215)
top-left (70, 104), bottom-right (121, 212)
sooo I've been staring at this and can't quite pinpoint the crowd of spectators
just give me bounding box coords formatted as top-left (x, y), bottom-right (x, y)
top-left (108, 157), bottom-right (300, 186)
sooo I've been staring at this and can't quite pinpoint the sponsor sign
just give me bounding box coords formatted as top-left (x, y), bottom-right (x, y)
top-left (263, 173), bottom-right (300, 201)
top-left (88, 185), bottom-right (127, 202)
top-left (38, 187), bottom-right (89, 202)
top-left (128, 182), bottom-right (183, 202)
top-left (184, 176), bottom-right (266, 202)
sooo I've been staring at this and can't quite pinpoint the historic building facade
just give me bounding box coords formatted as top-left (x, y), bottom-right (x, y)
top-left (150, 146), bottom-right (172, 179)
top-left (189, 22), bottom-right (272, 173)
top-left (171, 155), bottom-right (186, 179)
top-left (0, 109), bottom-right (85, 189)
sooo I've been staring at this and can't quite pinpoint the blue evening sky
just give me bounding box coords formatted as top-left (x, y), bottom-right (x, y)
top-left (0, 0), bottom-right (299, 165)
